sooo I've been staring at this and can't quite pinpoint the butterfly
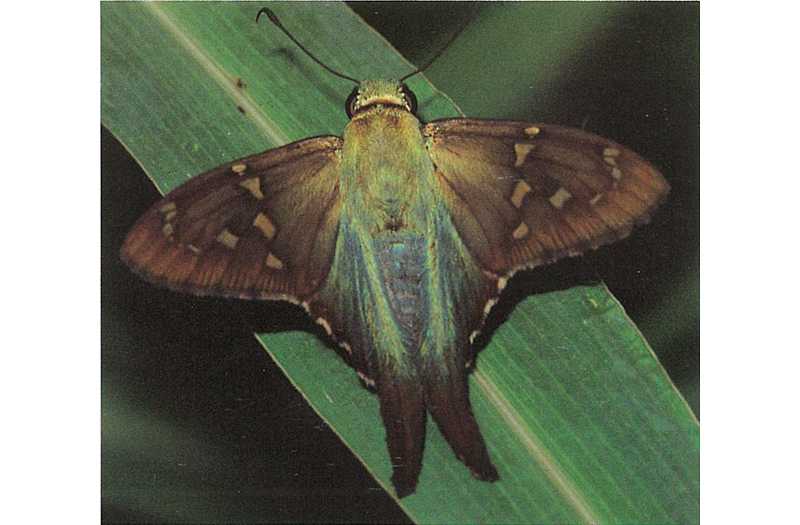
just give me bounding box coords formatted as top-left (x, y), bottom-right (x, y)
top-left (120, 7), bottom-right (670, 497)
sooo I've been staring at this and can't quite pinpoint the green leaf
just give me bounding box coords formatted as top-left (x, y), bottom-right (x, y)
top-left (102, 2), bottom-right (698, 523)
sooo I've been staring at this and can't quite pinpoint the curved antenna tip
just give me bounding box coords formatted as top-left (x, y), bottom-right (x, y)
top-left (255, 6), bottom-right (360, 84)
top-left (256, 8), bottom-right (280, 26)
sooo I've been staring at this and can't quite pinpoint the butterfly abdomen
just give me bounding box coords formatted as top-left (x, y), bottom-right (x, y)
top-left (318, 218), bottom-right (430, 496)
top-left (374, 234), bottom-right (429, 355)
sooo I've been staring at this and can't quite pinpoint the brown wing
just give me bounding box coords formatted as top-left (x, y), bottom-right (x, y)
top-left (121, 136), bottom-right (342, 301)
top-left (424, 119), bottom-right (670, 277)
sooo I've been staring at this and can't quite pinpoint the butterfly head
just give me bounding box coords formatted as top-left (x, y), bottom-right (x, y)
top-left (345, 79), bottom-right (418, 119)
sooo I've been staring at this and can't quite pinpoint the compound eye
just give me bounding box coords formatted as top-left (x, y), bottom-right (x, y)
top-left (401, 83), bottom-right (418, 114)
top-left (345, 86), bottom-right (359, 118)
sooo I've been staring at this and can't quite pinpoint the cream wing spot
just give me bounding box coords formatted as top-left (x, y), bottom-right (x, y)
top-left (239, 177), bottom-right (265, 200)
top-left (483, 297), bottom-right (499, 316)
top-left (315, 317), bottom-right (333, 336)
top-left (497, 276), bottom-right (509, 292)
top-left (231, 163), bottom-right (247, 175)
top-left (215, 229), bottom-right (239, 249)
top-left (589, 193), bottom-right (603, 206)
top-left (512, 222), bottom-right (530, 240)
top-left (524, 126), bottom-right (541, 137)
top-left (601, 149), bottom-right (624, 182)
top-left (510, 180), bottom-right (532, 208)
top-left (514, 143), bottom-right (535, 167)
top-left (253, 213), bottom-right (277, 240)
top-left (549, 187), bottom-right (572, 209)
top-left (357, 370), bottom-right (375, 388)
top-left (159, 202), bottom-right (178, 234)
top-left (265, 253), bottom-right (284, 269)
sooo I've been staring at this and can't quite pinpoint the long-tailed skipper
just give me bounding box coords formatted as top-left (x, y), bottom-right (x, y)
top-left (120, 6), bottom-right (670, 497)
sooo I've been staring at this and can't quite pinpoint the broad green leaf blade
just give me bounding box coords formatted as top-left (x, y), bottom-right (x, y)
top-left (102, 3), bottom-right (698, 524)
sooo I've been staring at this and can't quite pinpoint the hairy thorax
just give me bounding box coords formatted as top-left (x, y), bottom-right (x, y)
top-left (340, 105), bottom-right (433, 235)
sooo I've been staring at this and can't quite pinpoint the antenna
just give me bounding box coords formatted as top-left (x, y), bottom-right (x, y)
top-left (400, 3), bottom-right (481, 82)
top-left (256, 8), bottom-right (360, 84)
top-left (257, 4), bottom-right (480, 84)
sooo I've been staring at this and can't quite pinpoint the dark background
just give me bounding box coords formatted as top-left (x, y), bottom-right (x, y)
top-left (102, 3), bottom-right (698, 523)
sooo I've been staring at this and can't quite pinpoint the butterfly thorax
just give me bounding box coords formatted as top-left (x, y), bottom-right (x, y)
top-left (340, 89), bottom-right (433, 237)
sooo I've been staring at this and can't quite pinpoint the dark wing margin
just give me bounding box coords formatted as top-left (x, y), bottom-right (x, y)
top-left (120, 136), bottom-right (343, 302)
top-left (424, 119), bottom-right (670, 277)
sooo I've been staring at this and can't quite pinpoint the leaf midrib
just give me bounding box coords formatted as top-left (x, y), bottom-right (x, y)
top-left (474, 370), bottom-right (599, 523)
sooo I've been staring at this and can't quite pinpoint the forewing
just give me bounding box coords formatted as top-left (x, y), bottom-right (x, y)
top-left (425, 119), bottom-right (670, 277)
top-left (121, 136), bottom-right (342, 301)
